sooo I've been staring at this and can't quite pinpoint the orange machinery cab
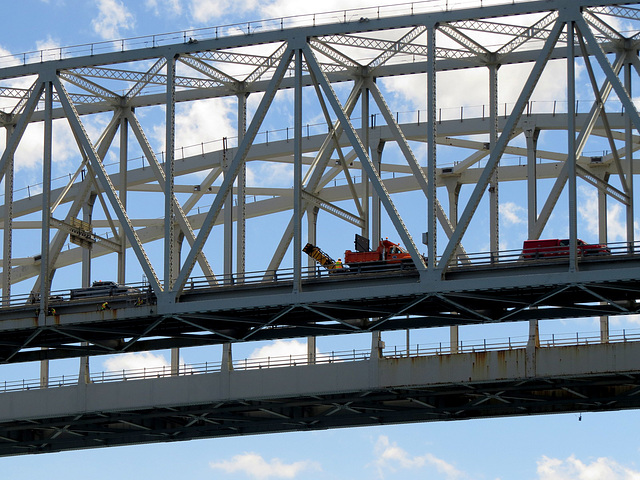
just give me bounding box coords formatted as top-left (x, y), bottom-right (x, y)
top-left (344, 238), bottom-right (412, 265)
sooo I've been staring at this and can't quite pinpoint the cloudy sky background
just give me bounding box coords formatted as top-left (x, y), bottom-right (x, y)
top-left (1, 0), bottom-right (640, 478)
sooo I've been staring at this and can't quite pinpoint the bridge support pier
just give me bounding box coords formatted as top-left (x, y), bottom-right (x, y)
top-left (222, 343), bottom-right (233, 371)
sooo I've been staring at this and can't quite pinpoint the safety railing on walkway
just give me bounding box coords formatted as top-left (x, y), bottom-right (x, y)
top-left (0, 0), bottom-right (538, 68)
top-left (1, 327), bottom-right (638, 394)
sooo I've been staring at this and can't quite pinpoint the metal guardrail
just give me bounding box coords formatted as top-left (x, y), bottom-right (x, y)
top-left (0, 0), bottom-right (532, 69)
top-left (4, 240), bottom-right (639, 308)
top-left (2, 328), bottom-right (638, 394)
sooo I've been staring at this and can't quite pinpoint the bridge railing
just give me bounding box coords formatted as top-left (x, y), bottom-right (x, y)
top-left (1, 327), bottom-right (638, 394)
top-left (4, 239), bottom-right (639, 308)
top-left (0, 0), bottom-right (528, 69)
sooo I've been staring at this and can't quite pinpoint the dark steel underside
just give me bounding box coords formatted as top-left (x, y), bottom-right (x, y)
top-left (1, 359), bottom-right (638, 456)
top-left (1, 256), bottom-right (640, 363)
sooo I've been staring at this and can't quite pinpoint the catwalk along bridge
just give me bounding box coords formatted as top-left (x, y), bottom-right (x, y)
top-left (1, 0), bottom-right (640, 455)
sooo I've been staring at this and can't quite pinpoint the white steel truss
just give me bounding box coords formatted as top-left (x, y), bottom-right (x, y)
top-left (0, 0), bottom-right (639, 312)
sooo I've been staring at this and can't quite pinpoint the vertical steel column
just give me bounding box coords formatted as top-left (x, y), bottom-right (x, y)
top-left (164, 55), bottom-right (176, 292)
top-left (625, 60), bottom-right (635, 253)
top-left (361, 83), bottom-right (370, 238)
top-left (598, 176), bottom-right (610, 343)
top-left (2, 126), bottom-right (14, 306)
top-left (40, 80), bottom-right (52, 389)
top-left (237, 93), bottom-right (248, 280)
top-left (524, 123), bottom-right (540, 239)
top-left (445, 179), bottom-right (460, 353)
top-left (489, 63), bottom-right (499, 262)
top-left (79, 194), bottom-right (95, 384)
top-left (567, 21), bottom-right (578, 271)
top-left (371, 140), bottom-right (384, 243)
top-left (426, 25), bottom-right (437, 270)
top-left (40, 81), bottom-right (52, 314)
top-left (293, 48), bottom-right (303, 293)
top-left (524, 123), bottom-right (541, 348)
top-left (223, 137), bottom-right (233, 284)
top-left (118, 113), bottom-right (128, 284)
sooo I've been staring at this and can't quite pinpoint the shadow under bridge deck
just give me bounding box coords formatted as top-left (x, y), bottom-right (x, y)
top-left (1, 254), bottom-right (640, 364)
top-left (0, 339), bottom-right (639, 455)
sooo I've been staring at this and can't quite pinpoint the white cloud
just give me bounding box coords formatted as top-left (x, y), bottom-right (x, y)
top-left (371, 435), bottom-right (465, 480)
top-left (102, 351), bottom-right (169, 373)
top-left (146, 0), bottom-right (182, 16)
top-left (577, 186), bottom-right (637, 242)
top-left (91, 0), bottom-right (135, 40)
top-left (249, 339), bottom-right (309, 360)
top-left (537, 455), bottom-right (640, 480)
top-left (209, 452), bottom-right (321, 479)
top-left (500, 201), bottom-right (526, 225)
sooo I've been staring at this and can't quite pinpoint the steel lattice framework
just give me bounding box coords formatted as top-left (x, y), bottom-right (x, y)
top-left (1, 0), bottom-right (640, 366)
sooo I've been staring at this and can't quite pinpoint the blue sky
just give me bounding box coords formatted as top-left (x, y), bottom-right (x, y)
top-left (1, 0), bottom-right (640, 478)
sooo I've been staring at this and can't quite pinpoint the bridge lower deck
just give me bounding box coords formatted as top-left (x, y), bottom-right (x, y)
top-left (0, 340), bottom-right (638, 456)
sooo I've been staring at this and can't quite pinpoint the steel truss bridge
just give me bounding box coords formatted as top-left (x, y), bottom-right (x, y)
top-left (1, 0), bottom-right (640, 456)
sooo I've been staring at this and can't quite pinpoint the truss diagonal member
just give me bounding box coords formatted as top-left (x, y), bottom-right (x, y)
top-left (438, 23), bottom-right (489, 57)
top-left (302, 44), bottom-right (426, 275)
top-left (309, 38), bottom-right (361, 69)
top-left (368, 295), bottom-right (433, 331)
top-left (497, 11), bottom-right (560, 56)
top-left (31, 112), bottom-right (123, 296)
top-left (0, 80), bottom-right (44, 182)
top-left (302, 81), bottom-right (362, 187)
top-left (126, 58), bottom-right (167, 100)
top-left (367, 80), bottom-right (469, 262)
top-left (9, 84), bottom-right (37, 117)
top-left (173, 316), bottom-right (239, 342)
top-left (306, 69), bottom-right (363, 217)
top-left (244, 43), bottom-right (288, 84)
top-left (576, 27), bottom-right (629, 195)
top-left (173, 48), bottom-right (294, 296)
top-left (182, 167), bottom-right (224, 213)
top-left (576, 16), bottom-right (640, 135)
top-left (4, 328), bottom-right (43, 363)
top-left (575, 284), bottom-right (630, 312)
top-left (369, 25), bottom-right (428, 70)
top-left (59, 70), bottom-right (119, 102)
top-left (576, 165), bottom-right (629, 206)
top-left (499, 285), bottom-right (572, 322)
top-left (178, 55), bottom-right (238, 86)
top-left (532, 53), bottom-right (626, 239)
top-left (439, 17), bottom-right (564, 270)
top-left (53, 77), bottom-right (161, 293)
top-left (434, 294), bottom-right (493, 322)
top-left (259, 83), bottom-right (361, 276)
top-left (127, 111), bottom-right (217, 281)
top-left (121, 317), bottom-right (166, 352)
top-left (583, 10), bottom-right (625, 41)
top-left (301, 190), bottom-right (363, 227)
top-left (242, 305), bottom-right (297, 341)
top-left (301, 304), bottom-right (362, 331)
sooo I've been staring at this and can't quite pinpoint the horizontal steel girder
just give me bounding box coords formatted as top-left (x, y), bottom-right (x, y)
top-left (0, 341), bottom-right (637, 456)
top-left (0, 256), bottom-right (639, 363)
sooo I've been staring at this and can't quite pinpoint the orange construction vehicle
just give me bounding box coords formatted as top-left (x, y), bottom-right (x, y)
top-left (344, 235), bottom-right (413, 266)
top-left (304, 234), bottom-right (417, 273)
